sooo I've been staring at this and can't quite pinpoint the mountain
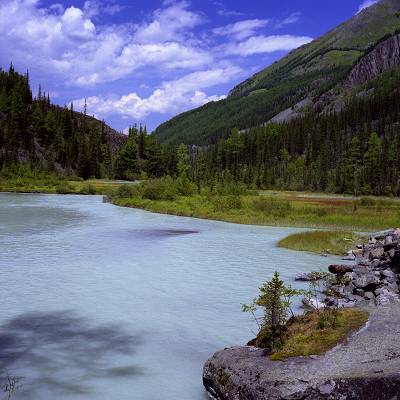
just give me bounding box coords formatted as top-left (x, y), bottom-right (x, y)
top-left (0, 66), bottom-right (127, 178)
top-left (153, 0), bottom-right (400, 145)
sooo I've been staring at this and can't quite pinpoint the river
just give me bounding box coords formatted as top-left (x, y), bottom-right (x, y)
top-left (0, 193), bottom-right (339, 400)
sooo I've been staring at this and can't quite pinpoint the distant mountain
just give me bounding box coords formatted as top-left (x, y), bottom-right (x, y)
top-left (153, 0), bottom-right (400, 145)
top-left (0, 66), bottom-right (127, 178)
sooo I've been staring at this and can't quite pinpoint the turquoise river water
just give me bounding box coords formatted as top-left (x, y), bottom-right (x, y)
top-left (0, 193), bottom-right (338, 400)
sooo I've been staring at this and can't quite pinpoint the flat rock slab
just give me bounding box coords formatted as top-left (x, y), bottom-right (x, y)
top-left (203, 305), bottom-right (400, 399)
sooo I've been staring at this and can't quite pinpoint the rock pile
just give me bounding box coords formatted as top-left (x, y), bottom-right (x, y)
top-left (326, 228), bottom-right (400, 308)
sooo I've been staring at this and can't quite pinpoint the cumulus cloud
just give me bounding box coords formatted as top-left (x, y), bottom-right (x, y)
top-left (223, 35), bottom-right (313, 57)
top-left (357, 0), bottom-right (379, 13)
top-left (0, 0), bottom-right (210, 86)
top-left (213, 19), bottom-right (269, 41)
top-left (73, 66), bottom-right (242, 119)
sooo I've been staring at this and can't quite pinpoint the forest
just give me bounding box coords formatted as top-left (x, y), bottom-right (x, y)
top-left (2, 63), bottom-right (400, 197)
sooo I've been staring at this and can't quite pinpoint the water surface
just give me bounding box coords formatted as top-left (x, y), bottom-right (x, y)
top-left (0, 194), bottom-right (338, 399)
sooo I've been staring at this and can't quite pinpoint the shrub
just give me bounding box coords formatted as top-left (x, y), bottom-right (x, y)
top-left (212, 195), bottom-right (242, 211)
top-left (142, 177), bottom-right (176, 201)
top-left (55, 181), bottom-right (72, 194)
top-left (174, 176), bottom-right (196, 196)
top-left (116, 184), bottom-right (139, 198)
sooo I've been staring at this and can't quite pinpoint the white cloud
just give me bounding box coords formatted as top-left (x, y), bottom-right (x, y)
top-left (213, 19), bottom-right (269, 41)
top-left (357, 0), bottom-right (379, 13)
top-left (223, 35), bottom-right (313, 57)
top-left (276, 12), bottom-right (301, 28)
top-left (0, 0), bottom-right (210, 86)
top-left (73, 66), bottom-right (242, 120)
top-left (134, 0), bottom-right (204, 43)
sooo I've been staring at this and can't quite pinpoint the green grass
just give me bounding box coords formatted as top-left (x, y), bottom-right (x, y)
top-left (112, 192), bottom-right (400, 232)
top-left (277, 230), bottom-right (363, 255)
top-left (270, 309), bottom-right (369, 360)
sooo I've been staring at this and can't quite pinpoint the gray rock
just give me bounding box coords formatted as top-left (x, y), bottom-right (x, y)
top-left (364, 291), bottom-right (375, 301)
top-left (376, 289), bottom-right (400, 306)
top-left (355, 288), bottom-right (365, 297)
top-left (353, 272), bottom-right (380, 289)
top-left (385, 236), bottom-right (393, 246)
top-left (369, 247), bottom-right (385, 260)
top-left (381, 269), bottom-right (396, 279)
top-left (386, 282), bottom-right (399, 294)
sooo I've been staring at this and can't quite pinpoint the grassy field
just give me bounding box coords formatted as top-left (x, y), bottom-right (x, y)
top-left (0, 172), bottom-right (136, 195)
top-left (277, 230), bottom-right (364, 256)
top-left (270, 308), bottom-right (369, 360)
top-left (112, 192), bottom-right (400, 231)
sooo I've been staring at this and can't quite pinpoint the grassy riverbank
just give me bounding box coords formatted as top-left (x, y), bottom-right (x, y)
top-left (2, 172), bottom-right (399, 255)
top-left (277, 231), bottom-right (364, 256)
top-left (270, 308), bottom-right (369, 360)
top-left (112, 191), bottom-right (400, 231)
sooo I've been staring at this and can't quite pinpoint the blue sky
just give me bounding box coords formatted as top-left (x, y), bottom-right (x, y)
top-left (0, 0), bottom-right (378, 132)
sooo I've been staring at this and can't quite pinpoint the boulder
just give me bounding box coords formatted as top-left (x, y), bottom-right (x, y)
top-left (369, 247), bottom-right (385, 260)
top-left (364, 292), bottom-right (375, 301)
top-left (353, 272), bottom-right (380, 289)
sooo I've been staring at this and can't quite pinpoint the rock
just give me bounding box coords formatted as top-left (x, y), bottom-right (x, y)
top-left (353, 272), bottom-right (380, 289)
top-left (355, 288), bottom-right (365, 297)
top-left (376, 289), bottom-right (400, 306)
top-left (328, 264), bottom-right (354, 274)
top-left (295, 272), bottom-right (317, 282)
top-left (364, 292), bottom-right (375, 301)
top-left (381, 269), bottom-right (396, 279)
top-left (356, 257), bottom-right (371, 267)
top-left (342, 251), bottom-right (356, 261)
top-left (318, 381), bottom-right (335, 395)
top-left (371, 229), bottom-right (395, 240)
top-left (385, 236), bottom-right (393, 246)
top-left (386, 282), bottom-right (399, 294)
top-left (302, 298), bottom-right (325, 310)
top-left (369, 247), bottom-right (385, 260)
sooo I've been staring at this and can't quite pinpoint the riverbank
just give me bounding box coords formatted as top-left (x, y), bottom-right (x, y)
top-left (111, 192), bottom-right (400, 231)
top-left (203, 304), bottom-right (400, 400)
top-left (203, 229), bottom-right (400, 399)
top-left (2, 174), bottom-right (400, 254)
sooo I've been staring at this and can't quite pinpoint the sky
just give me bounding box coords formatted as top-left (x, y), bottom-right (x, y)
top-left (0, 0), bottom-right (379, 133)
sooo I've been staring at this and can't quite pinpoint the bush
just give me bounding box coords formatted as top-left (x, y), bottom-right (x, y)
top-left (142, 177), bottom-right (177, 201)
top-left (116, 184), bottom-right (139, 198)
top-left (55, 181), bottom-right (72, 194)
top-left (212, 195), bottom-right (242, 211)
top-left (174, 176), bottom-right (196, 196)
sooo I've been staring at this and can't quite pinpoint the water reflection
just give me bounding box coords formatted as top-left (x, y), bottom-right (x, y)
top-left (0, 311), bottom-right (143, 398)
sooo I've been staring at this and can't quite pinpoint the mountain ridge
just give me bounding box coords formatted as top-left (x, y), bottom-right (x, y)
top-left (153, 0), bottom-right (400, 145)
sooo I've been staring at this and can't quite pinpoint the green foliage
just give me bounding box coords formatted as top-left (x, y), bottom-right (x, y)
top-left (142, 177), bottom-right (177, 201)
top-left (0, 66), bottom-right (118, 179)
top-left (55, 181), bottom-right (72, 194)
top-left (154, 6), bottom-right (400, 146)
top-left (242, 272), bottom-right (305, 349)
top-left (211, 195), bottom-right (242, 212)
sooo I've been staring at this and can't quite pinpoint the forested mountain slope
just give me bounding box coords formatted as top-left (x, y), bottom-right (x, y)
top-left (0, 66), bottom-right (127, 178)
top-left (153, 0), bottom-right (400, 145)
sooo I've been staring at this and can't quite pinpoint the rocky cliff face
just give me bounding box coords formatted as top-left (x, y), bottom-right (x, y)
top-left (346, 33), bottom-right (400, 88)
